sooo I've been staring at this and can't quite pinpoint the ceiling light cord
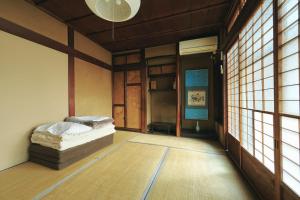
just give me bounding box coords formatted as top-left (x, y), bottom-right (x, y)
top-left (112, 0), bottom-right (115, 41)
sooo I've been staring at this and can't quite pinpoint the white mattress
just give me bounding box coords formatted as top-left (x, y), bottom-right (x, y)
top-left (31, 125), bottom-right (115, 151)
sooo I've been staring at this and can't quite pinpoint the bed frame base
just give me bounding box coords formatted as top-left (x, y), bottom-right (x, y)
top-left (29, 134), bottom-right (114, 170)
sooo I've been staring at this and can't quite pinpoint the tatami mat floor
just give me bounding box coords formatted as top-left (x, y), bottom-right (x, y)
top-left (0, 131), bottom-right (257, 200)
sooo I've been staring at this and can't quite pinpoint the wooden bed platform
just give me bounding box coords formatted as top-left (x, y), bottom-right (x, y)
top-left (29, 134), bottom-right (114, 170)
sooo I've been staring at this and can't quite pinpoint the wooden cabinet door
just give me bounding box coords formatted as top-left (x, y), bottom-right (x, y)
top-left (113, 71), bottom-right (125, 105)
top-left (114, 106), bottom-right (125, 127)
top-left (113, 69), bottom-right (143, 131)
top-left (126, 86), bottom-right (141, 129)
top-left (113, 71), bottom-right (125, 128)
top-left (126, 69), bottom-right (142, 129)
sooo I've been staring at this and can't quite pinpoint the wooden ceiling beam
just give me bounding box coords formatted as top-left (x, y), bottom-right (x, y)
top-left (65, 13), bottom-right (94, 23)
top-left (105, 28), bottom-right (219, 52)
top-left (33, 0), bottom-right (48, 5)
top-left (100, 22), bottom-right (222, 46)
top-left (85, 0), bottom-right (229, 36)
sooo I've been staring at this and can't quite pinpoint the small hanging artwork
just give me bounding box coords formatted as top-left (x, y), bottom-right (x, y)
top-left (187, 89), bottom-right (207, 107)
top-left (184, 69), bottom-right (209, 120)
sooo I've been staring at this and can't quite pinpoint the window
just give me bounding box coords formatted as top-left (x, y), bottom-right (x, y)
top-left (280, 117), bottom-right (300, 196)
top-left (238, 0), bottom-right (275, 161)
top-left (278, 0), bottom-right (300, 196)
top-left (254, 112), bottom-right (274, 172)
top-left (278, 0), bottom-right (299, 115)
top-left (226, 0), bottom-right (300, 196)
top-left (227, 41), bottom-right (240, 140)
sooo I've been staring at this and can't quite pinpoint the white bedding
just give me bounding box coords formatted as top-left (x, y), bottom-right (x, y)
top-left (33, 122), bottom-right (93, 142)
top-left (31, 124), bottom-right (115, 151)
top-left (66, 116), bottom-right (111, 122)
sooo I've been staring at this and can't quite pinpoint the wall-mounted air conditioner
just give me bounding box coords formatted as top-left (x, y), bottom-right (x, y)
top-left (179, 36), bottom-right (218, 55)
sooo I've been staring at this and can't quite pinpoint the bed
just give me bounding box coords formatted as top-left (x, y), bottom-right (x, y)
top-left (29, 117), bottom-right (115, 170)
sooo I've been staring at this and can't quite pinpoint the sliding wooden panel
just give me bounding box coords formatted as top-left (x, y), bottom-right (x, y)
top-left (114, 106), bottom-right (125, 127)
top-left (113, 71), bottom-right (125, 105)
top-left (278, 0), bottom-right (300, 197)
top-left (127, 70), bottom-right (141, 84)
top-left (113, 67), bottom-right (144, 131)
top-left (113, 71), bottom-right (125, 128)
top-left (126, 86), bottom-right (141, 129)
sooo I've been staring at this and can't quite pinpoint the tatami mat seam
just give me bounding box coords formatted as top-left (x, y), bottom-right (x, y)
top-left (32, 135), bottom-right (139, 200)
top-left (141, 147), bottom-right (169, 200)
top-left (128, 141), bottom-right (225, 156)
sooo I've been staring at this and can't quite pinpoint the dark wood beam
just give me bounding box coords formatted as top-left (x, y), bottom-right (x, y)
top-left (224, 0), bottom-right (240, 27)
top-left (86, 1), bottom-right (229, 36)
top-left (100, 23), bottom-right (222, 45)
top-left (65, 13), bottom-right (94, 23)
top-left (105, 28), bottom-right (219, 52)
top-left (33, 0), bottom-right (48, 5)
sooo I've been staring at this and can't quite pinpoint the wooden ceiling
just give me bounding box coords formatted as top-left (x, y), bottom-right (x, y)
top-left (30, 0), bottom-right (233, 52)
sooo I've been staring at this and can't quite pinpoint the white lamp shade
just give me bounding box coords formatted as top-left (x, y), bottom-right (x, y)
top-left (85, 0), bottom-right (141, 22)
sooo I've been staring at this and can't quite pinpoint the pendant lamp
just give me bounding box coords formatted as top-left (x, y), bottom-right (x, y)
top-left (85, 0), bottom-right (141, 22)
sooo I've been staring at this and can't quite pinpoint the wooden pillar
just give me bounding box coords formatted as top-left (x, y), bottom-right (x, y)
top-left (176, 43), bottom-right (181, 137)
top-left (223, 51), bottom-right (228, 150)
top-left (141, 49), bottom-right (147, 133)
top-left (273, 0), bottom-right (281, 199)
top-left (68, 26), bottom-right (75, 116)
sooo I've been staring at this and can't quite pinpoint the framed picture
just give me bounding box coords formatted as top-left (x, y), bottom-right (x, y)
top-left (187, 89), bottom-right (207, 107)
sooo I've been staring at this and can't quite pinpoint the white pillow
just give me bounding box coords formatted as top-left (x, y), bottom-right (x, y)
top-left (67, 116), bottom-right (110, 122)
top-left (34, 122), bottom-right (92, 136)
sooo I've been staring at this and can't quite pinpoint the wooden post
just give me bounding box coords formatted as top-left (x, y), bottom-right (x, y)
top-left (141, 49), bottom-right (147, 133)
top-left (273, 0), bottom-right (281, 199)
top-left (176, 43), bottom-right (181, 137)
top-left (223, 50), bottom-right (229, 150)
top-left (68, 26), bottom-right (75, 116)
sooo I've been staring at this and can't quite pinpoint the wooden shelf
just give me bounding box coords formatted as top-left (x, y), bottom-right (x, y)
top-left (146, 54), bottom-right (176, 60)
top-left (147, 62), bottom-right (177, 67)
top-left (148, 122), bottom-right (176, 134)
top-left (149, 89), bottom-right (176, 92)
top-left (149, 73), bottom-right (176, 78)
top-left (114, 62), bottom-right (143, 68)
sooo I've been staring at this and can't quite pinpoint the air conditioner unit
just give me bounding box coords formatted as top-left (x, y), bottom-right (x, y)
top-left (179, 36), bottom-right (218, 55)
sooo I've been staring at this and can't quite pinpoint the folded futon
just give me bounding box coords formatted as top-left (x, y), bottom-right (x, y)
top-left (29, 116), bottom-right (115, 170)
